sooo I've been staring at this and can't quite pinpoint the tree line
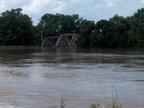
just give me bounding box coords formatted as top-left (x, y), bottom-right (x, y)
top-left (0, 8), bottom-right (144, 48)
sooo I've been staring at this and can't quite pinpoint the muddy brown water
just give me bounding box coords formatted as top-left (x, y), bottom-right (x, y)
top-left (0, 47), bottom-right (144, 108)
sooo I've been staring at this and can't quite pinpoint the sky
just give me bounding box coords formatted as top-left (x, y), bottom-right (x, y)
top-left (0, 0), bottom-right (144, 24)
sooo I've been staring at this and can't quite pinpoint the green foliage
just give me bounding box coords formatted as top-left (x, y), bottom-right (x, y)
top-left (77, 20), bottom-right (95, 47)
top-left (112, 102), bottom-right (123, 108)
top-left (0, 8), bottom-right (144, 48)
top-left (92, 20), bottom-right (114, 48)
top-left (85, 9), bottom-right (144, 48)
top-left (128, 8), bottom-right (144, 48)
top-left (37, 13), bottom-right (81, 38)
top-left (0, 8), bottom-right (38, 46)
top-left (89, 103), bottom-right (100, 108)
top-left (60, 96), bottom-right (66, 108)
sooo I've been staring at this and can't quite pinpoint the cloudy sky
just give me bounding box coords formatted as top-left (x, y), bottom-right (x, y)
top-left (0, 0), bottom-right (144, 24)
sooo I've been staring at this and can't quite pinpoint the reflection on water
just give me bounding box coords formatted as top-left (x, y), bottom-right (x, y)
top-left (0, 47), bottom-right (144, 108)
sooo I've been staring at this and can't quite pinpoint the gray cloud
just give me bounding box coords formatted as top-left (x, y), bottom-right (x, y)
top-left (0, 0), bottom-right (143, 24)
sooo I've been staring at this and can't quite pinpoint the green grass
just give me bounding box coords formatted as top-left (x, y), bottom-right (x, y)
top-left (57, 97), bottom-right (123, 108)
top-left (60, 96), bottom-right (66, 108)
top-left (112, 102), bottom-right (123, 108)
top-left (89, 103), bottom-right (101, 108)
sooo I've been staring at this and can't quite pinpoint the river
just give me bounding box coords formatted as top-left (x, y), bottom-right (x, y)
top-left (0, 47), bottom-right (144, 108)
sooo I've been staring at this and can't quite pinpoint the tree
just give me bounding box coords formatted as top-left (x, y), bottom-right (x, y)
top-left (77, 20), bottom-right (95, 47)
top-left (1, 7), bottom-right (144, 48)
top-left (109, 15), bottom-right (131, 48)
top-left (90, 15), bottom-right (131, 48)
top-left (128, 8), bottom-right (144, 48)
top-left (92, 20), bottom-right (114, 48)
top-left (38, 13), bottom-right (80, 39)
top-left (0, 8), bottom-right (37, 46)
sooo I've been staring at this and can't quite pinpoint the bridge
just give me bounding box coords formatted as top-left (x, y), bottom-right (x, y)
top-left (42, 33), bottom-right (78, 47)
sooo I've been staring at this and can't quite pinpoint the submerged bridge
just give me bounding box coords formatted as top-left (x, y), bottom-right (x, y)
top-left (42, 33), bottom-right (78, 47)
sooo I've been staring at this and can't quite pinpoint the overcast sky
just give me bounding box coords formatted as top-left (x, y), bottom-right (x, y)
top-left (0, 0), bottom-right (144, 24)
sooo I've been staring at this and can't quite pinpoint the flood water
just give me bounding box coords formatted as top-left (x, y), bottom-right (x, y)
top-left (0, 47), bottom-right (144, 108)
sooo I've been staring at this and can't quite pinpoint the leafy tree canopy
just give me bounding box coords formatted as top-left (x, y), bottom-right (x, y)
top-left (0, 8), bottom-right (37, 45)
